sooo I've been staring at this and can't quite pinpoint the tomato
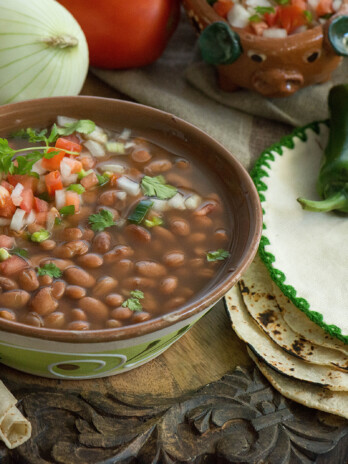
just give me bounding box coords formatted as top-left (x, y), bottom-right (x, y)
top-left (291, 0), bottom-right (307, 10)
top-left (213, 0), bottom-right (234, 18)
top-left (0, 198), bottom-right (16, 218)
top-left (45, 171), bottom-right (63, 196)
top-left (42, 147), bottom-right (66, 171)
top-left (0, 235), bottom-right (15, 249)
top-left (1, 181), bottom-right (13, 193)
top-left (19, 188), bottom-right (34, 213)
top-left (66, 191), bottom-right (80, 212)
top-left (264, 7), bottom-right (280, 27)
top-left (7, 175), bottom-right (37, 191)
top-left (278, 5), bottom-right (307, 33)
top-left (55, 137), bottom-right (82, 154)
top-left (34, 197), bottom-right (49, 212)
top-left (316, 0), bottom-right (333, 16)
top-left (57, 0), bottom-right (180, 69)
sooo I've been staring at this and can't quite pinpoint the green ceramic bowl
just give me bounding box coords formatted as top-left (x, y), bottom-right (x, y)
top-left (0, 96), bottom-right (262, 379)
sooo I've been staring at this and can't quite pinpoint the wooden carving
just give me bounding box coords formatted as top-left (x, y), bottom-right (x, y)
top-left (1, 366), bottom-right (347, 463)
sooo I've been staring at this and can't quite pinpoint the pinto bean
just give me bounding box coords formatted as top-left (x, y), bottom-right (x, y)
top-left (79, 297), bottom-right (109, 321)
top-left (64, 267), bottom-right (96, 288)
top-left (164, 297), bottom-right (186, 311)
top-left (131, 149), bottom-right (152, 163)
top-left (98, 190), bottom-right (118, 206)
top-left (66, 286), bottom-right (87, 299)
top-left (82, 229), bottom-right (95, 241)
top-left (197, 268), bottom-right (215, 279)
top-left (22, 312), bottom-right (43, 327)
top-left (135, 260), bottom-right (167, 277)
top-left (106, 319), bottom-right (123, 328)
top-left (54, 240), bottom-right (89, 259)
top-left (144, 159), bottom-right (172, 175)
top-left (165, 173), bottom-right (192, 189)
top-left (104, 293), bottom-right (124, 307)
top-left (77, 253), bottom-right (103, 268)
top-left (125, 225), bottom-right (151, 243)
top-left (83, 190), bottom-right (97, 205)
top-left (71, 308), bottom-right (87, 321)
top-left (67, 321), bottom-right (90, 330)
top-left (38, 275), bottom-right (53, 286)
top-left (169, 218), bottom-right (190, 236)
top-left (39, 239), bottom-right (56, 251)
top-left (44, 312), bottom-right (65, 329)
top-left (40, 258), bottom-right (72, 271)
top-left (51, 281), bottom-right (66, 299)
top-left (193, 216), bottom-right (213, 230)
top-left (141, 293), bottom-right (157, 312)
top-left (18, 269), bottom-right (39, 292)
top-left (116, 259), bottom-right (134, 276)
top-left (159, 276), bottom-right (178, 295)
top-left (62, 227), bottom-right (83, 241)
top-left (0, 309), bottom-right (16, 321)
top-left (175, 159), bottom-right (190, 169)
top-left (178, 287), bottom-right (195, 298)
top-left (104, 245), bottom-right (134, 264)
top-left (0, 290), bottom-right (30, 309)
top-left (163, 251), bottom-right (185, 268)
top-left (0, 277), bottom-right (18, 291)
top-left (0, 235), bottom-right (15, 249)
top-left (132, 311), bottom-right (151, 323)
top-left (213, 229), bottom-right (229, 244)
top-left (193, 200), bottom-right (218, 216)
top-left (111, 306), bottom-right (133, 320)
top-left (28, 224), bottom-right (42, 234)
top-left (187, 233), bottom-right (207, 246)
top-left (122, 277), bottom-right (156, 290)
top-left (189, 258), bottom-right (204, 268)
top-left (31, 287), bottom-right (58, 315)
top-left (151, 226), bottom-right (176, 243)
top-left (93, 232), bottom-right (111, 254)
top-left (96, 206), bottom-right (119, 220)
top-left (92, 276), bottom-right (118, 297)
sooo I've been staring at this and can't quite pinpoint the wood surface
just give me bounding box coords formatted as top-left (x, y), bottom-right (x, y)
top-left (0, 74), bottom-right (347, 464)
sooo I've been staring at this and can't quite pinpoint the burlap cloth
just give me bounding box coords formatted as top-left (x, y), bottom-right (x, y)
top-left (92, 13), bottom-right (348, 170)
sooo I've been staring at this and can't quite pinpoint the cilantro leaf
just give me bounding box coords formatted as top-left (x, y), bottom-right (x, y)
top-left (0, 139), bottom-right (15, 174)
top-left (141, 176), bottom-right (177, 200)
top-left (43, 150), bottom-right (60, 159)
top-left (122, 290), bottom-right (144, 312)
top-left (97, 174), bottom-right (109, 187)
top-left (37, 263), bottom-right (62, 278)
top-left (206, 249), bottom-right (230, 262)
top-left (11, 247), bottom-right (28, 258)
top-left (249, 14), bottom-right (262, 22)
top-left (12, 127), bottom-right (48, 144)
top-left (66, 184), bottom-right (85, 194)
top-left (14, 151), bottom-right (42, 175)
top-left (59, 205), bottom-right (75, 216)
top-left (254, 6), bottom-right (275, 14)
top-left (89, 209), bottom-right (115, 232)
top-left (303, 10), bottom-right (313, 21)
top-left (57, 119), bottom-right (96, 136)
top-left (47, 124), bottom-right (59, 144)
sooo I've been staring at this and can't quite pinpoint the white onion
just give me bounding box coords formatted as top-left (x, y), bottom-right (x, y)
top-left (117, 177), bottom-right (140, 196)
top-left (57, 116), bottom-right (77, 127)
top-left (46, 210), bottom-right (57, 232)
top-left (25, 210), bottom-right (36, 225)
top-left (263, 28), bottom-right (288, 38)
top-left (55, 189), bottom-right (66, 209)
top-left (0, 0), bottom-right (89, 104)
top-left (151, 199), bottom-right (170, 212)
top-left (84, 140), bottom-right (106, 158)
top-left (85, 127), bottom-right (108, 145)
top-left (168, 193), bottom-right (186, 210)
top-left (11, 183), bottom-right (24, 206)
top-left (119, 128), bottom-right (131, 140)
top-left (32, 159), bottom-right (46, 175)
top-left (101, 164), bottom-right (125, 174)
top-left (10, 209), bottom-right (26, 231)
top-left (185, 194), bottom-right (202, 210)
top-left (116, 191), bottom-right (127, 200)
top-left (0, 186), bottom-right (10, 206)
top-left (60, 159), bottom-right (72, 178)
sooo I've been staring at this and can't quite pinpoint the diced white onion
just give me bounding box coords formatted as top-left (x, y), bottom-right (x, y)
top-left (60, 158), bottom-right (72, 178)
top-left (117, 177), bottom-right (140, 196)
top-left (124, 142), bottom-right (135, 149)
top-left (55, 189), bottom-right (66, 209)
top-left (25, 210), bottom-right (36, 225)
top-left (63, 173), bottom-right (78, 186)
top-left (106, 142), bottom-right (125, 154)
top-left (32, 159), bottom-right (46, 175)
top-left (11, 183), bottom-right (24, 206)
top-left (333, 0), bottom-right (342, 10)
top-left (263, 28), bottom-right (287, 38)
top-left (227, 4), bottom-right (250, 28)
top-left (168, 193), bottom-right (186, 210)
top-left (0, 218), bottom-right (11, 226)
top-left (85, 127), bottom-right (108, 145)
top-left (46, 210), bottom-right (57, 232)
top-left (84, 140), bottom-right (106, 158)
top-left (119, 128), bottom-right (131, 140)
top-left (10, 209), bottom-right (26, 231)
top-left (0, 186), bottom-right (10, 206)
top-left (151, 199), bottom-right (170, 212)
top-left (185, 194), bottom-right (202, 210)
top-left (57, 116), bottom-right (77, 127)
top-left (116, 191), bottom-right (127, 200)
top-left (101, 164), bottom-right (125, 174)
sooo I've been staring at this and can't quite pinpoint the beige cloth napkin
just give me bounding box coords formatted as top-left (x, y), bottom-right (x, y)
top-left (92, 12), bottom-right (347, 170)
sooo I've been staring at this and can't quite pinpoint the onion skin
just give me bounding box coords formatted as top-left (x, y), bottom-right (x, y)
top-left (0, 0), bottom-right (89, 104)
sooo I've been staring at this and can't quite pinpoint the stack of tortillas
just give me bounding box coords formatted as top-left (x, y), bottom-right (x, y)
top-left (0, 381), bottom-right (31, 449)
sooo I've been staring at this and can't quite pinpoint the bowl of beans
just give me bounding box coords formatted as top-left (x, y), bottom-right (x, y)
top-left (0, 96), bottom-right (262, 379)
top-left (183, 0), bottom-right (348, 97)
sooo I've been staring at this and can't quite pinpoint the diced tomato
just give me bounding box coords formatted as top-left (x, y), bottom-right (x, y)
top-left (213, 0), bottom-right (234, 18)
top-left (80, 172), bottom-right (99, 190)
top-left (34, 197), bottom-right (49, 212)
top-left (0, 235), bottom-right (15, 249)
top-left (316, 0), bottom-right (333, 16)
top-left (1, 181), bottom-right (13, 193)
top-left (110, 174), bottom-right (120, 187)
top-left (7, 175), bottom-right (38, 191)
top-left (0, 255), bottom-right (28, 276)
top-left (19, 188), bottom-right (34, 213)
top-left (0, 186), bottom-right (10, 209)
top-left (278, 5), bottom-right (307, 33)
top-left (42, 147), bottom-right (66, 171)
top-left (264, 6), bottom-right (280, 26)
top-left (79, 155), bottom-right (96, 170)
top-left (65, 191), bottom-right (80, 212)
top-left (0, 199), bottom-right (16, 218)
top-left (45, 171), bottom-right (63, 196)
top-left (62, 157), bottom-right (83, 174)
top-left (36, 212), bottom-right (48, 224)
top-left (250, 20), bottom-right (268, 36)
top-left (55, 137), bottom-right (82, 154)
top-left (291, 0), bottom-right (307, 10)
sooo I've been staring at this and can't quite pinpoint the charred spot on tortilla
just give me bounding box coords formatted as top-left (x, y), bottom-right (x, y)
top-left (239, 281), bottom-right (249, 294)
top-left (291, 339), bottom-right (305, 354)
top-left (257, 309), bottom-right (276, 327)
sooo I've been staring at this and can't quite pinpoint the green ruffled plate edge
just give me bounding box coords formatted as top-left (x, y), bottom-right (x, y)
top-left (251, 119), bottom-right (348, 345)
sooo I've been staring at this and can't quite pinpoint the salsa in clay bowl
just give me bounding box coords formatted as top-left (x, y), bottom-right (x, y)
top-left (0, 96), bottom-right (262, 379)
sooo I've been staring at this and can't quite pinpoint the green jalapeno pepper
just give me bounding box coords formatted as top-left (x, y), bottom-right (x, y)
top-left (298, 84), bottom-right (348, 213)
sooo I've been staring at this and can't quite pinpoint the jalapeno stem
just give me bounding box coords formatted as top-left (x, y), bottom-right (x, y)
top-left (297, 191), bottom-right (348, 212)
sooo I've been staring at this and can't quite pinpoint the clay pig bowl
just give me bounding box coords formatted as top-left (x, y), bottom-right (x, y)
top-left (183, 0), bottom-right (348, 97)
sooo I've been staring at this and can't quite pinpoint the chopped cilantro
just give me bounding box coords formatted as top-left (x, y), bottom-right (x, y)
top-left (11, 247), bottom-right (28, 258)
top-left (37, 263), bottom-right (62, 278)
top-left (57, 119), bottom-right (95, 136)
top-left (31, 229), bottom-right (50, 243)
top-left (141, 175), bottom-right (177, 200)
top-left (97, 174), bottom-right (109, 187)
top-left (122, 290), bottom-right (144, 312)
top-left (303, 10), bottom-right (313, 21)
top-left (89, 209), bottom-right (115, 232)
top-left (254, 6), bottom-right (275, 14)
top-left (144, 216), bottom-right (163, 228)
top-left (55, 217), bottom-right (63, 225)
top-left (66, 184), bottom-right (85, 194)
top-left (206, 249), bottom-right (230, 262)
top-left (249, 14), bottom-right (262, 22)
top-left (59, 205), bottom-right (75, 216)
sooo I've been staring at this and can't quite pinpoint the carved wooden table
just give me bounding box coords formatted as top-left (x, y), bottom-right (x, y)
top-left (1, 74), bottom-right (347, 464)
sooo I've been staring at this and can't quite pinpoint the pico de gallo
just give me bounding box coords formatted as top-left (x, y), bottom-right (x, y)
top-left (208, 0), bottom-right (342, 36)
